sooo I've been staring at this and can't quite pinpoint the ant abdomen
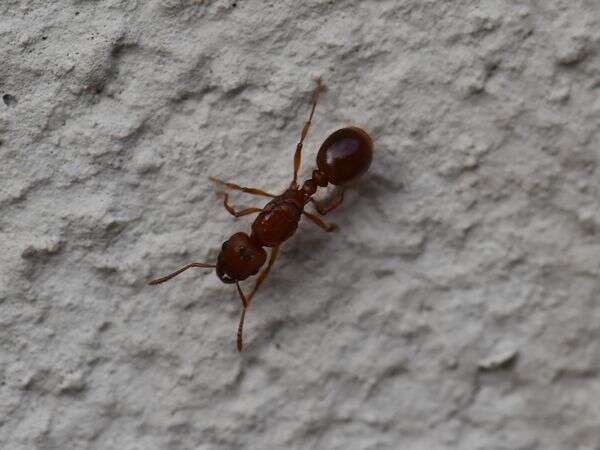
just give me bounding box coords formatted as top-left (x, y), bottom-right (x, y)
top-left (316, 127), bottom-right (373, 185)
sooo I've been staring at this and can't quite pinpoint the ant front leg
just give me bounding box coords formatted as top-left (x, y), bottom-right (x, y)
top-left (248, 246), bottom-right (280, 302)
top-left (216, 192), bottom-right (263, 218)
top-left (291, 78), bottom-right (322, 188)
top-left (303, 211), bottom-right (339, 232)
top-left (310, 191), bottom-right (344, 215)
top-left (236, 246), bottom-right (280, 352)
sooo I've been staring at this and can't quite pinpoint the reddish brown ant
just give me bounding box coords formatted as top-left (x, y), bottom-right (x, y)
top-left (148, 79), bottom-right (373, 351)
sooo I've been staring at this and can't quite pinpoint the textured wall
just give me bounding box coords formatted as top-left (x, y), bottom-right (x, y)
top-left (2, 1), bottom-right (600, 449)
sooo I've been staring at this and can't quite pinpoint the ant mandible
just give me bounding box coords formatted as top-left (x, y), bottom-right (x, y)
top-left (148, 79), bottom-right (373, 351)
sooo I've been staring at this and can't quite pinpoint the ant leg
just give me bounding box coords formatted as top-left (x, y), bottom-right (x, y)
top-left (209, 177), bottom-right (276, 198)
top-left (235, 247), bottom-right (280, 352)
top-left (236, 282), bottom-right (249, 351)
top-left (217, 192), bottom-right (263, 218)
top-left (303, 211), bottom-right (339, 232)
top-left (249, 246), bottom-right (280, 302)
top-left (148, 262), bottom-right (216, 285)
top-left (291, 78), bottom-right (322, 188)
top-left (237, 307), bottom-right (247, 352)
top-left (309, 191), bottom-right (344, 215)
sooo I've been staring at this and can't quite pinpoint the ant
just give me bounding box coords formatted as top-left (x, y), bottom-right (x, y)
top-left (148, 79), bottom-right (373, 351)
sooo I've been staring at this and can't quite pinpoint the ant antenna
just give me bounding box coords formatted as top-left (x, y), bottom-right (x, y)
top-left (148, 262), bottom-right (216, 285)
top-left (236, 282), bottom-right (249, 351)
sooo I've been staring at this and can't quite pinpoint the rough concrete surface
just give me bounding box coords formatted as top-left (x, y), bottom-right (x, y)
top-left (1, 1), bottom-right (600, 449)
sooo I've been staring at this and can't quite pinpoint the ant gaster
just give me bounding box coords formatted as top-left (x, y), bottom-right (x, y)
top-left (148, 79), bottom-right (373, 351)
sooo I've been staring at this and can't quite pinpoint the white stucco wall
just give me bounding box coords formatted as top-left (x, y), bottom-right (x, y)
top-left (1, 1), bottom-right (600, 449)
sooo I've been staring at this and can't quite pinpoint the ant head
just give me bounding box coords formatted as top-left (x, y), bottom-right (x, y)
top-left (216, 232), bottom-right (267, 284)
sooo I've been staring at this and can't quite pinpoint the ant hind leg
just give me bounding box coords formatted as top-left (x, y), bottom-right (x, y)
top-left (303, 211), bottom-right (339, 232)
top-left (310, 191), bottom-right (344, 215)
top-left (291, 77), bottom-right (322, 188)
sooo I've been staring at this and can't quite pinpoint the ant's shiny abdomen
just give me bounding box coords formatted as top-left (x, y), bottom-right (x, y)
top-left (317, 127), bottom-right (373, 185)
